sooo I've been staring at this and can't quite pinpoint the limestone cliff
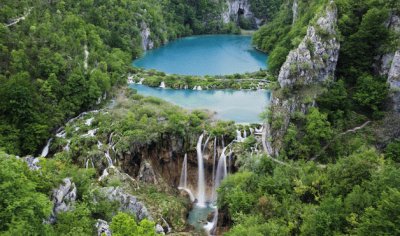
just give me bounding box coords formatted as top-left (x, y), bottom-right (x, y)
top-left (278, 2), bottom-right (339, 88)
top-left (223, 0), bottom-right (263, 27)
top-left (263, 1), bottom-right (339, 156)
top-left (140, 22), bottom-right (155, 51)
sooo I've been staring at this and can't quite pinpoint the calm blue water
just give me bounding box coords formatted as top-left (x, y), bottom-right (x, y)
top-left (133, 35), bottom-right (268, 76)
top-left (130, 84), bottom-right (271, 123)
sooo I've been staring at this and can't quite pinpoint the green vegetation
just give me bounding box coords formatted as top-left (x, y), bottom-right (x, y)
top-left (0, 0), bottom-right (239, 156)
top-left (130, 68), bottom-right (271, 90)
top-left (110, 212), bottom-right (155, 236)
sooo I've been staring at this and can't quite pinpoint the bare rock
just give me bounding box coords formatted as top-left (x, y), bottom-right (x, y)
top-left (95, 219), bottom-right (112, 236)
top-left (49, 178), bottom-right (77, 223)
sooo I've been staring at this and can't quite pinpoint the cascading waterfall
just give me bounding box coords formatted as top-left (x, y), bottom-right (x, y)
top-left (196, 133), bottom-right (206, 207)
top-left (206, 146), bottom-right (230, 235)
top-left (178, 154), bottom-right (196, 202)
top-left (210, 137), bottom-right (217, 201)
top-left (179, 154), bottom-right (188, 188)
top-left (214, 147), bottom-right (228, 197)
top-left (159, 81), bottom-right (166, 88)
top-left (41, 138), bottom-right (53, 157)
top-left (236, 130), bottom-right (243, 142)
top-left (244, 129), bottom-right (247, 138)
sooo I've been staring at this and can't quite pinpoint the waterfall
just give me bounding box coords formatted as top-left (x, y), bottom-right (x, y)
top-left (196, 134), bottom-right (206, 207)
top-left (202, 135), bottom-right (210, 154)
top-left (204, 209), bottom-right (218, 236)
top-left (178, 154), bottom-right (196, 202)
top-left (236, 130), bottom-right (243, 142)
top-left (211, 137), bottom-right (217, 201)
top-left (41, 138), bottom-right (53, 157)
top-left (105, 149), bottom-right (113, 167)
top-left (255, 126), bottom-right (263, 134)
top-left (160, 81), bottom-right (166, 88)
top-left (64, 140), bottom-right (70, 152)
top-left (250, 127), bottom-right (254, 135)
top-left (214, 147), bottom-right (228, 192)
top-left (244, 129), bottom-right (247, 138)
top-left (205, 147), bottom-right (230, 235)
top-left (179, 154), bottom-right (188, 188)
top-left (138, 78), bottom-right (144, 84)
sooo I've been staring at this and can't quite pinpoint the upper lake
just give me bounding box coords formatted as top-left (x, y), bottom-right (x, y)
top-left (133, 35), bottom-right (268, 76)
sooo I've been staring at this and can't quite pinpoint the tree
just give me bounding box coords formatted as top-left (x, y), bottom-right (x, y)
top-left (0, 154), bottom-right (52, 234)
top-left (110, 212), bottom-right (155, 236)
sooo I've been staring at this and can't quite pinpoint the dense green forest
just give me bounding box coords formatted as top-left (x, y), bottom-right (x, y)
top-left (0, 0), bottom-right (237, 156)
top-left (1, 0), bottom-right (400, 235)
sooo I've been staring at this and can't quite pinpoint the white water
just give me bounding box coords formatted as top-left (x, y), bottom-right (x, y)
top-left (105, 149), bottom-right (113, 167)
top-left (214, 147), bottom-right (228, 199)
top-left (204, 209), bottom-right (218, 236)
top-left (84, 44), bottom-right (89, 71)
top-left (236, 130), bottom-right (244, 142)
top-left (41, 138), bottom-right (53, 157)
top-left (255, 126), bottom-right (263, 134)
top-left (138, 78), bottom-right (144, 84)
top-left (160, 81), bottom-right (166, 88)
top-left (179, 154), bottom-right (188, 188)
top-left (85, 117), bottom-right (94, 126)
top-left (196, 134), bottom-right (206, 207)
top-left (244, 129), bottom-right (247, 138)
top-left (210, 137), bottom-right (217, 201)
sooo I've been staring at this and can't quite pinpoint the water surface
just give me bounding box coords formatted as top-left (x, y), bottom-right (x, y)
top-left (133, 35), bottom-right (268, 76)
top-left (130, 84), bottom-right (271, 123)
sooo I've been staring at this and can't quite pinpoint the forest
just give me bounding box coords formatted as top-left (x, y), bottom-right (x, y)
top-left (1, 0), bottom-right (400, 235)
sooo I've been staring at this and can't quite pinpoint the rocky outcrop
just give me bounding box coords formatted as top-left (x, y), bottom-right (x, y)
top-left (264, 2), bottom-right (339, 156)
top-left (49, 178), bottom-right (77, 223)
top-left (388, 50), bottom-right (400, 112)
top-left (138, 161), bottom-right (158, 184)
top-left (292, 0), bottom-right (298, 25)
top-left (95, 219), bottom-right (112, 236)
top-left (278, 2), bottom-right (339, 88)
top-left (100, 187), bottom-right (151, 221)
top-left (140, 22), bottom-right (154, 51)
top-left (23, 156), bottom-right (41, 170)
top-left (376, 13), bottom-right (400, 112)
top-left (222, 0), bottom-right (264, 27)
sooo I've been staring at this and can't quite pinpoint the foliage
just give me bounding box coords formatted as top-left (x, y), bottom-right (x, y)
top-left (110, 212), bottom-right (155, 236)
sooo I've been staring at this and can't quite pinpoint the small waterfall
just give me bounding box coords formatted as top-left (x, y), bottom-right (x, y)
top-left (243, 129), bottom-right (247, 138)
top-left (160, 81), bottom-right (166, 88)
top-left (236, 130), bottom-right (243, 142)
top-left (204, 209), bottom-right (218, 236)
top-left (85, 117), bottom-right (94, 126)
top-left (255, 126), bottom-right (263, 134)
top-left (41, 138), bottom-right (53, 157)
top-left (196, 134), bottom-right (206, 207)
top-left (214, 147), bottom-right (228, 192)
top-left (202, 135), bottom-right (210, 154)
top-left (178, 154), bottom-right (195, 202)
top-left (85, 159), bottom-right (89, 169)
top-left (105, 149), bottom-right (113, 167)
top-left (205, 147), bottom-right (230, 235)
top-left (211, 137), bottom-right (217, 201)
top-left (138, 78), bottom-right (144, 84)
top-left (179, 154), bottom-right (188, 188)
top-left (64, 140), bottom-right (71, 152)
top-left (197, 86), bottom-right (202, 90)
top-left (250, 127), bottom-right (254, 135)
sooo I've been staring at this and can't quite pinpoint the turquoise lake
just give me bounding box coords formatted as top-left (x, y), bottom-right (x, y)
top-left (130, 84), bottom-right (271, 123)
top-left (133, 35), bottom-right (268, 76)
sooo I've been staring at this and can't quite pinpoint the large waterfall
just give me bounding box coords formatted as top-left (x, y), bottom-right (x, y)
top-left (196, 134), bottom-right (206, 206)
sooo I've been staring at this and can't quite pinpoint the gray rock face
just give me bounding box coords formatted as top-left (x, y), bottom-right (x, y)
top-left (388, 50), bottom-right (400, 112)
top-left (101, 187), bottom-right (151, 221)
top-left (23, 156), bottom-right (41, 170)
top-left (138, 161), bottom-right (158, 184)
top-left (140, 22), bottom-right (154, 51)
top-left (278, 2), bottom-right (339, 88)
top-left (223, 0), bottom-right (252, 23)
top-left (50, 178), bottom-right (77, 223)
top-left (95, 219), bottom-right (112, 236)
top-left (222, 0), bottom-right (262, 27)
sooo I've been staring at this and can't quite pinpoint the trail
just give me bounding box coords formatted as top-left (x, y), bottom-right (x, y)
top-left (310, 121), bottom-right (371, 161)
top-left (5, 8), bottom-right (32, 27)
